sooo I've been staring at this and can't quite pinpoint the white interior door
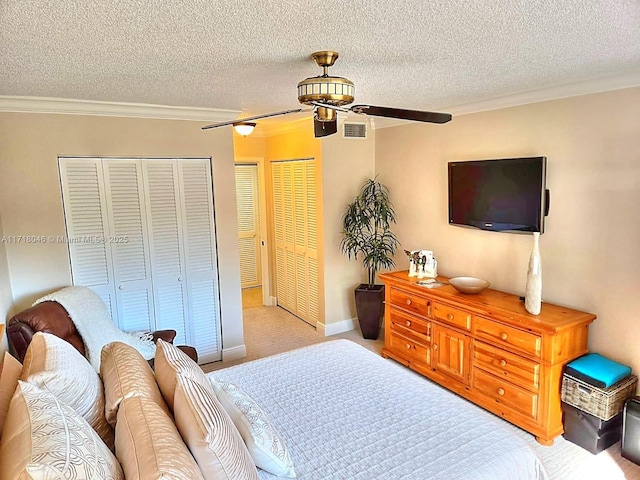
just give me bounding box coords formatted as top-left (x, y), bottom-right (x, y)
top-left (235, 164), bottom-right (262, 289)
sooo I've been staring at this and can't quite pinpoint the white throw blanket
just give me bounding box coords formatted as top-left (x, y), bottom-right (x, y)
top-left (34, 286), bottom-right (156, 372)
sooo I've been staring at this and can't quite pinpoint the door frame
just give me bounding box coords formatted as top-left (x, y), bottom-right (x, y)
top-left (235, 157), bottom-right (271, 306)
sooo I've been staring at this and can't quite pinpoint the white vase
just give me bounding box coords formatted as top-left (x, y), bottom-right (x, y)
top-left (525, 232), bottom-right (542, 315)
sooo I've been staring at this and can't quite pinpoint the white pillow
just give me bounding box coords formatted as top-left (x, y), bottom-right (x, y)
top-left (210, 378), bottom-right (296, 478)
top-left (20, 332), bottom-right (114, 449)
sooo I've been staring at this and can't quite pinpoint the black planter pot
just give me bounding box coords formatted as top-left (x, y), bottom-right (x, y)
top-left (354, 284), bottom-right (385, 340)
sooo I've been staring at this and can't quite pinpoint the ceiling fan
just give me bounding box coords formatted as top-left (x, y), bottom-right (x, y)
top-left (202, 51), bottom-right (452, 138)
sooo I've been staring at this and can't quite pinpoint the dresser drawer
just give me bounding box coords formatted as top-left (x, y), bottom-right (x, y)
top-left (388, 331), bottom-right (430, 366)
top-left (473, 341), bottom-right (540, 392)
top-left (389, 288), bottom-right (429, 317)
top-left (432, 302), bottom-right (472, 331)
top-left (474, 317), bottom-right (541, 358)
top-left (390, 307), bottom-right (431, 339)
top-left (473, 368), bottom-right (539, 420)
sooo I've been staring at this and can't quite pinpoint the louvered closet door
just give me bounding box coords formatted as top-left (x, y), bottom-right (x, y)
top-left (60, 157), bottom-right (222, 364)
top-left (102, 160), bottom-right (155, 332)
top-left (272, 159), bottom-right (319, 326)
top-left (235, 164), bottom-right (261, 288)
top-left (59, 158), bottom-right (118, 318)
top-left (177, 160), bottom-right (222, 364)
top-left (141, 161), bottom-right (188, 344)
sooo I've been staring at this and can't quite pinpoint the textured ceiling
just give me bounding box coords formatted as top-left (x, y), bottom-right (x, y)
top-left (1, 0), bottom-right (640, 121)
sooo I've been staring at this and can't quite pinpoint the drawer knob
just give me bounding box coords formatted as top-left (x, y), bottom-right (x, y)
top-left (500, 332), bottom-right (508, 340)
top-left (498, 388), bottom-right (505, 396)
top-left (500, 359), bottom-right (507, 367)
top-left (433, 344), bottom-right (438, 350)
top-left (447, 313), bottom-right (454, 321)
top-left (406, 320), bottom-right (411, 327)
top-left (406, 343), bottom-right (412, 350)
top-left (406, 299), bottom-right (412, 306)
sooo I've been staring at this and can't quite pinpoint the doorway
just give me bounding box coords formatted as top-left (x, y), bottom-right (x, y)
top-left (235, 158), bottom-right (269, 308)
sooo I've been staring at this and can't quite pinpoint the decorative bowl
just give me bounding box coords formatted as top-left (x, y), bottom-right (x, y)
top-left (449, 277), bottom-right (490, 294)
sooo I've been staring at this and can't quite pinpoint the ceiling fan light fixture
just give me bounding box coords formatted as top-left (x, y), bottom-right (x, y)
top-left (233, 122), bottom-right (256, 136)
top-left (315, 106), bottom-right (336, 122)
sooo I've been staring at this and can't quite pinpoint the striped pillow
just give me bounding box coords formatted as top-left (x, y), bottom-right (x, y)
top-left (173, 376), bottom-right (258, 480)
top-left (154, 338), bottom-right (213, 411)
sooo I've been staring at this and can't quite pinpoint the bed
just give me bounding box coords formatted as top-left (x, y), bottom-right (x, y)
top-left (208, 339), bottom-right (548, 480)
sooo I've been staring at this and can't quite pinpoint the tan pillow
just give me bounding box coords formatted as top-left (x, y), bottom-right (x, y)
top-left (101, 341), bottom-right (169, 427)
top-left (20, 332), bottom-right (114, 450)
top-left (0, 381), bottom-right (123, 480)
top-left (115, 396), bottom-right (204, 480)
top-left (0, 352), bottom-right (22, 438)
top-left (154, 338), bottom-right (213, 411)
top-left (173, 376), bottom-right (259, 480)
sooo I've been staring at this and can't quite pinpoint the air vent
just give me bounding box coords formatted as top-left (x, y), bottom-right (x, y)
top-left (343, 122), bottom-right (367, 139)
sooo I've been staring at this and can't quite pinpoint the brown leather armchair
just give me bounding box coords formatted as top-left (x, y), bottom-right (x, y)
top-left (7, 301), bottom-right (197, 364)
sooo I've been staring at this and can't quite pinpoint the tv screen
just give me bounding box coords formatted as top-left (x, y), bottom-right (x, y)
top-left (448, 156), bottom-right (549, 233)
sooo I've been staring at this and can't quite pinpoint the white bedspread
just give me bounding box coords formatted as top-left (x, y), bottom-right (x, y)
top-left (209, 340), bottom-right (548, 480)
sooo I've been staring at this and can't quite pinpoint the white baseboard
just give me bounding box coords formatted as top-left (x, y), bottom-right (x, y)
top-left (222, 345), bottom-right (247, 362)
top-left (268, 296), bottom-right (277, 306)
top-left (317, 318), bottom-right (356, 337)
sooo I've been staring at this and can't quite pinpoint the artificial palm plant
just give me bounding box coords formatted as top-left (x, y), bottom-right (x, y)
top-left (341, 178), bottom-right (399, 339)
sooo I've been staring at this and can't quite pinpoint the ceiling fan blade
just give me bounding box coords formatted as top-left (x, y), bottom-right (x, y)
top-left (314, 118), bottom-right (338, 138)
top-left (201, 108), bottom-right (304, 130)
top-left (350, 105), bottom-right (452, 124)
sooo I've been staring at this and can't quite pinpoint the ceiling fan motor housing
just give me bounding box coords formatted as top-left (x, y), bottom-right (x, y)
top-left (297, 50), bottom-right (354, 122)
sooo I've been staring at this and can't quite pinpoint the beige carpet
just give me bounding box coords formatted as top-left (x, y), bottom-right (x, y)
top-left (241, 286), bottom-right (263, 310)
top-left (202, 306), bottom-right (640, 479)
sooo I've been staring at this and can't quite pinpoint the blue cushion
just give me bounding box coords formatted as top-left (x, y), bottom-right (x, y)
top-left (567, 353), bottom-right (631, 388)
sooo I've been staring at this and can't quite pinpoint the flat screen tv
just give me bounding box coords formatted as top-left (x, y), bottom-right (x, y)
top-left (448, 156), bottom-right (549, 234)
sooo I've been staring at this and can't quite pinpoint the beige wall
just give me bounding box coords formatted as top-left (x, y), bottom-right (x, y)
top-left (0, 211), bottom-right (13, 354)
top-left (376, 87), bottom-right (640, 373)
top-left (234, 119), bottom-right (377, 333)
top-left (321, 128), bottom-right (376, 332)
top-left (0, 112), bottom-right (246, 358)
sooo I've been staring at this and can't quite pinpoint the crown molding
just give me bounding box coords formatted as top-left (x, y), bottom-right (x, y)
top-left (0, 96), bottom-right (240, 123)
top-left (374, 70), bottom-right (640, 129)
top-left (446, 70), bottom-right (640, 117)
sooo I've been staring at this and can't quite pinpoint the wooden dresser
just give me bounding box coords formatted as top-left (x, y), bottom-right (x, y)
top-left (380, 271), bottom-right (596, 445)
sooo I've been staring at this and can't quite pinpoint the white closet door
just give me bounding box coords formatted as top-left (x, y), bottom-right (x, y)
top-left (60, 157), bottom-right (222, 364)
top-left (272, 159), bottom-right (319, 326)
top-left (102, 160), bottom-right (155, 332)
top-left (235, 164), bottom-right (261, 288)
top-left (59, 158), bottom-right (118, 318)
top-left (178, 160), bottom-right (222, 364)
top-left (141, 160), bottom-right (188, 344)
top-left (305, 161), bottom-right (320, 324)
top-left (272, 163), bottom-right (290, 313)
